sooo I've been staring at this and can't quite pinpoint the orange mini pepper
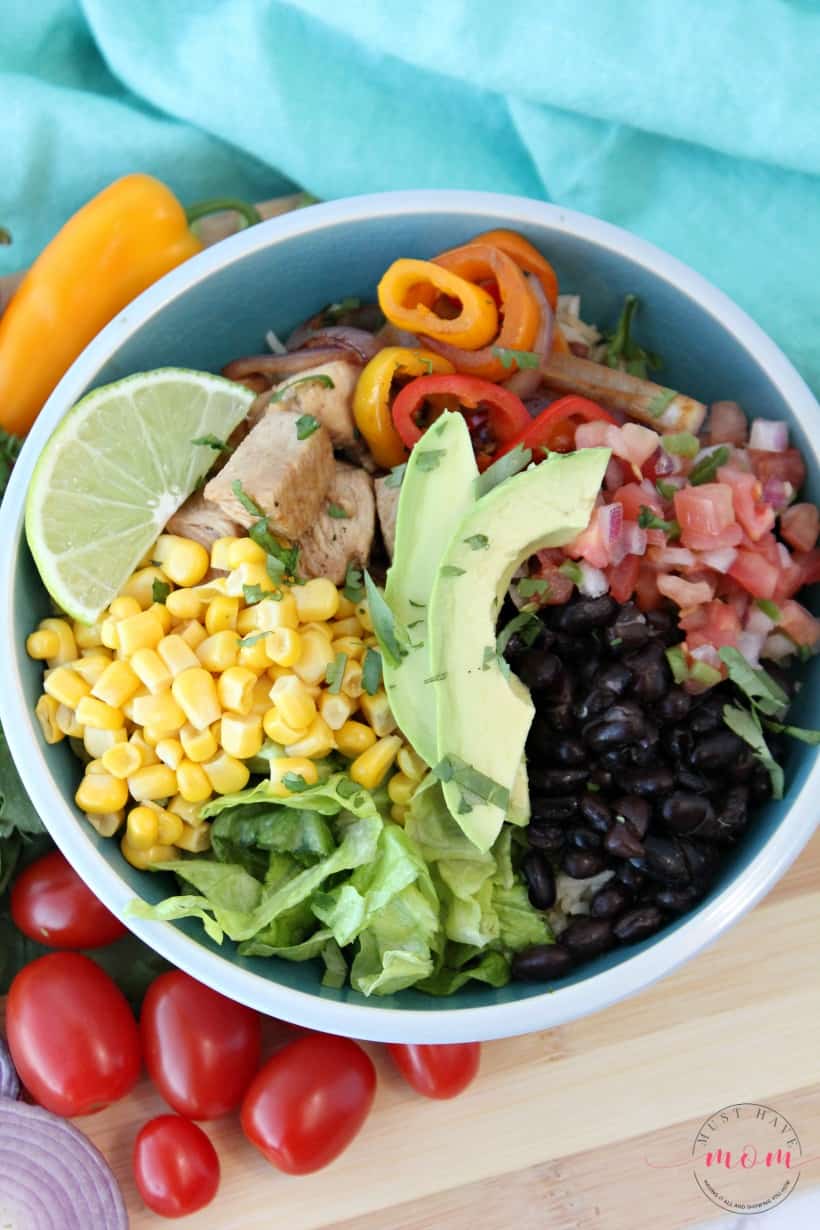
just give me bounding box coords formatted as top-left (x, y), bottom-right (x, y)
top-left (377, 258), bottom-right (498, 351)
top-left (352, 346), bottom-right (454, 468)
top-left (473, 228), bottom-right (559, 310)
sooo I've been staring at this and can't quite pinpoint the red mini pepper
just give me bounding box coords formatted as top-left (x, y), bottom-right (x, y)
top-left (391, 373), bottom-right (530, 469)
top-left (499, 394), bottom-right (616, 459)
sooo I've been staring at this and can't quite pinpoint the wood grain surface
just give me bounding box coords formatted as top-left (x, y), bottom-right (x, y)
top-left (5, 825), bottom-right (811, 1230)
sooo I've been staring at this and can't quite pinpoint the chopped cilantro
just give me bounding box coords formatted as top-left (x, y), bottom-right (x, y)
top-left (282, 773), bottom-right (311, 793)
top-left (559, 560), bottom-right (583, 585)
top-left (424, 672), bottom-right (448, 684)
top-left (492, 346), bottom-right (541, 370)
top-left (327, 503), bottom-right (349, 519)
top-left (270, 374), bottom-right (334, 406)
top-left (416, 449), bottom-right (446, 473)
top-left (722, 704), bottom-right (784, 799)
top-left (342, 563), bottom-right (365, 604)
top-left (440, 565), bottom-right (466, 578)
top-left (192, 434), bottom-right (232, 455)
top-left (756, 599), bottom-right (782, 622)
top-left (496, 610), bottom-right (541, 657)
top-left (243, 584), bottom-right (266, 605)
top-left (463, 534), bottom-right (489, 550)
top-left (517, 577), bottom-right (551, 599)
top-left (384, 463), bottom-right (407, 489)
top-left (637, 506), bottom-right (680, 537)
top-left (295, 413), bottom-right (321, 440)
top-left (475, 444), bottom-right (532, 496)
top-left (240, 631), bottom-right (267, 648)
top-left (689, 446), bottom-right (729, 486)
top-left (603, 294), bottom-right (662, 379)
top-left (646, 388), bottom-right (678, 419)
top-left (151, 579), bottom-right (170, 604)
top-left (364, 572), bottom-right (406, 669)
top-left (362, 648), bottom-right (382, 695)
top-left (481, 645), bottom-right (497, 671)
top-left (655, 478), bottom-right (678, 500)
top-left (433, 754), bottom-right (510, 810)
top-left (231, 480), bottom-right (265, 519)
top-left (325, 652), bottom-right (348, 694)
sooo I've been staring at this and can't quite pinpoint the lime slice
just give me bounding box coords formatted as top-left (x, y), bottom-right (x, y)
top-left (25, 368), bottom-right (255, 623)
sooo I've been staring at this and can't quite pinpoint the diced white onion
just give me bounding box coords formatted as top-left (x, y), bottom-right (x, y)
top-left (749, 419), bottom-right (789, 452)
top-left (762, 633), bottom-right (798, 661)
top-left (699, 547), bottom-right (738, 573)
top-left (265, 328), bottom-right (288, 355)
top-left (578, 562), bottom-right (609, 598)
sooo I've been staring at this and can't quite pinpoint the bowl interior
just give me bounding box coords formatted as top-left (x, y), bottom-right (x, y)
top-left (9, 199), bottom-right (820, 1021)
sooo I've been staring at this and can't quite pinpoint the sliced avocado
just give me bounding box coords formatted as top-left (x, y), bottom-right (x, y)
top-left (429, 448), bottom-right (610, 851)
top-left (382, 412), bottom-right (479, 766)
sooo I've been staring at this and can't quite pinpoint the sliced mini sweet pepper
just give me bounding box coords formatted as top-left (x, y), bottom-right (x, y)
top-left (353, 347), bottom-right (454, 468)
top-left (376, 258), bottom-right (499, 350)
top-left (391, 373), bottom-right (530, 470)
top-left (498, 394), bottom-right (616, 459)
top-left (473, 228), bottom-right (559, 310)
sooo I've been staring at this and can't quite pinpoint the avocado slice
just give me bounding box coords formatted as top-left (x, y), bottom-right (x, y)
top-left (429, 447), bottom-right (610, 851)
top-left (383, 412), bottom-right (479, 766)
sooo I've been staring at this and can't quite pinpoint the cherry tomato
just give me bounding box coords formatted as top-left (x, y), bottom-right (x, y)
top-left (141, 970), bottom-right (261, 1120)
top-left (387, 1042), bottom-right (480, 1099)
top-left (133, 1115), bottom-right (220, 1219)
top-left (241, 1034), bottom-right (376, 1174)
top-left (7, 952), bottom-right (140, 1115)
top-left (11, 850), bottom-right (126, 949)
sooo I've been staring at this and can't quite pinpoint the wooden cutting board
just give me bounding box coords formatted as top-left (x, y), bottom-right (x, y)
top-left (4, 827), bottom-right (815, 1229)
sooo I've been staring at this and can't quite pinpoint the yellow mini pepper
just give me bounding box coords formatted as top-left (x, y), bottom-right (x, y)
top-left (352, 346), bottom-right (454, 468)
top-left (377, 258), bottom-right (498, 351)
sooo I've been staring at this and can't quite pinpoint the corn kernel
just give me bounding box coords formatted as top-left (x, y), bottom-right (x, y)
top-left (109, 595), bottom-right (143, 621)
top-left (101, 618), bottom-right (120, 651)
top-left (238, 637), bottom-right (273, 672)
top-left (176, 760), bottom-right (213, 803)
top-left (74, 620), bottom-right (104, 650)
top-left (158, 634), bottom-right (201, 677)
top-left (262, 707), bottom-right (305, 746)
top-left (387, 772), bottom-right (416, 806)
top-left (156, 808), bottom-right (185, 846)
top-left (69, 654), bottom-right (113, 686)
top-left (83, 725), bottom-right (126, 760)
top-left (335, 720), bottom-right (376, 758)
top-left (202, 751), bottom-right (250, 795)
top-left (227, 538), bottom-right (267, 568)
top-left (35, 694), bottom-right (64, 744)
top-left (126, 805), bottom-right (159, 849)
top-left (355, 601), bottom-right (374, 632)
top-left (172, 668), bottom-right (221, 730)
top-left (291, 627), bottom-right (335, 686)
top-left (116, 609), bottom-right (164, 656)
top-left (216, 666), bottom-right (257, 715)
top-left (340, 658), bottom-right (363, 699)
top-left (359, 688), bottom-right (397, 737)
top-left (75, 695), bottom-right (124, 732)
top-left (331, 635), bottom-right (365, 661)
top-left (121, 838), bottom-right (177, 870)
top-left (335, 593), bottom-right (358, 619)
top-left (196, 631), bottom-right (239, 673)
top-left (120, 565), bottom-right (171, 609)
top-left (210, 536), bottom-right (240, 570)
top-left (175, 823), bottom-right (212, 853)
top-left (179, 722), bottom-right (219, 763)
top-left (85, 810), bottom-right (123, 838)
top-left (349, 735), bottom-right (402, 790)
top-left (27, 629), bottom-right (60, 660)
top-left (76, 772), bottom-right (129, 814)
top-left (156, 738), bottom-right (184, 770)
top-left (264, 627), bottom-right (302, 667)
top-left (397, 744), bottom-right (427, 783)
top-left (391, 804), bottom-right (408, 825)
top-left (102, 742), bottom-right (143, 779)
top-left (131, 691), bottom-right (186, 736)
top-left (164, 588), bottom-right (202, 621)
top-left (167, 794), bottom-right (203, 825)
top-left (129, 730), bottom-right (159, 766)
top-left (177, 619), bottom-right (208, 650)
top-left (153, 534), bottom-right (210, 587)
top-left (84, 758), bottom-right (107, 774)
top-left (130, 647), bottom-right (172, 693)
top-left (241, 591), bottom-right (298, 633)
top-left (285, 715), bottom-right (336, 760)
top-left (236, 607), bottom-right (258, 637)
top-left (220, 712), bottom-right (263, 759)
top-left (56, 704), bottom-right (84, 737)
top-left (331, 616), bottom-right (363, 639)
top-left (39, 618), bottom-right (77, 665)
top-left (293, 578), bottom-right (340, 623)
top-left (246, 677), bottom-right (272, 716)
top-left (128, 763), bottom-right (178, 802)
top-left (43, 666), bottom-right (91, 709)
top-left (319, 690), bottom-right (356, 731)
top-left (148, 602), bottom-right (173, 634)
top-left (269, 675), bottom-right (316, 731)
top-left (268, 756), bottom-right (320, 798)
top-left (91, 659), bottom-right (140, 708)
top-left (203, 595), bottom-right (238, 636)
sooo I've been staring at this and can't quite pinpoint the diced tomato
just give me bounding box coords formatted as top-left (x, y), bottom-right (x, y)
top-left (564, 508), bottom-right (610, 570)
top-left (608, 554), bottom-right (641, 603)
top-left (682, 524), bottom-right (744, 552)
top-left (778, 600), bottom-right (820, 648)
top-left (634, 565), bottom-right (664, 612)
top-left (751, 531), bottom-right (782, 567)
top-left (780, 503), bottom-right (820, 553)
top-left (674, 484), bottom-right (735, 546)
top-left (748, 448), bottom-right (806, 492)
top-left (717, 467), bottom-right (775, 541)
top-left (615, 482), bottom-right (663, 521)
top-left (708, 401), bottom-right (748, 446)
top-left (656, 575), bottom-right (715, 608)
top-left (727, 547), bottom-right (779, 599)
top-left (794, 548), bottom-right (820, 587)
top-left (680, 600), bottom-right (741, 651)
top-left (529, 561), bottom-right (575, 606)
top-left (647, 545), bottom-right (696, 570)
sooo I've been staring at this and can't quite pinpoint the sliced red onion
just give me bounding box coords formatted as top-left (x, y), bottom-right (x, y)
top-left (763, 633), bottom-right (798, 661)
top-left (0, 1099), bottom-right (126, 1229)
top-left (598, 502), bottom-right (623, 547)
top-left (699, 546), bottom-right (738, 573)
top-left (762, 477), bottom-right (794, 510)
top-left (737, 630), bottom-right (765, 666)
top-left (298, 326), bottom-right (382, 363)
top-left (655, 447), bottom-right (683, 476)
top-left (747, 605), bottom-right (776, 637)
top-left (0, 1037), bottom-right (19, 1100)
top-left (578, 562), bottom-right (609, 597)
top-left (503, 276), bottom-right (554, 399)
top-left (621, 522), bottom-right (648, 557)
top-left (604, 457), bottom-right (627, 491)
top-left (690, 644), bottom-right (722, 668)
top-left (223, 347), bottom-right (361, 382)
top-left (265, 328), bottom-right (287, 355)
top-left (655, 546), bottom-right (694, 568)
top-left (749, 419), bottom-right (789, 452)
top-left (777, 541), bottom-right (792, 568)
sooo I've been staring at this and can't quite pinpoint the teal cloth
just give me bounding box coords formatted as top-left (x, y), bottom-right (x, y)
top-left (2, 0), bottom-right (819, 394)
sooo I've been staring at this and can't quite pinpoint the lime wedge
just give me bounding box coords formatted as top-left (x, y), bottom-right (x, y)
top-left (25, 368), bottom-right (255, 623)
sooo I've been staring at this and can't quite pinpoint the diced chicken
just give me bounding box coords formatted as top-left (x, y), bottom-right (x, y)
top-left (297, 462), bottom-right (375, 584)
top-left (374, 476), bottom-right (399, 559)
top-left (165, 490), bottom-right (242, 552)
top-left (203, 408), bottom-right (334, 538)
top-left (260, 361), bottom-right (359, 449)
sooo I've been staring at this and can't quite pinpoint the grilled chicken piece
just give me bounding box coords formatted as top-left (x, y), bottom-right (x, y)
top-left (256, 361), bottom-right (359, 449)
top-left (297, 462), bottom-right (375, 584)
top-left (203, 408), bottom-right (334, 538)
top-left (165, 490), bottom-right (242, 552)
top-left (374, 476), bottom-right (399, 559)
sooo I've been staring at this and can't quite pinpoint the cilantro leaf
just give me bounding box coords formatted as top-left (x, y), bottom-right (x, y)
top-left (415, 449), bottom-right (446, 473)
top-left (191, 434), bottom-right (233, 455)
top-left (464, 534), bottom-right (489, 550)
top-left (384, 464), bottom-right (407, 489)
top-left (243, 584), bottom-right (266, 605)
top-left (496, 610), bottom-right (542, 657)
top-left (362, 648), bottom-right (382, 696)
top-left (475, 444), bottom-right (532, 496)
top-left (765, 719), bottom-right (820, 745)
top-left (325, 652), bottom-right (348, 694)
top-left (231, 479), bottom-right (265, 518)
top-left (327, 503), bottom-right (349, 519)
top-left (718, 647), bottom-right (789, 717)
top-left (282, 773), bottom-right (311, 793)
top-left (637, 506), bottom-right (680, 538)
top-left (558, 560), bottom-right (583, 585)
top-left (0, 429), bottom-right (21, 499)
top-left (491, 347), bottom-right (541, 370)
top-left (722, 704), bottom-right (784, 799)
top-left (440, 565), bottom-right (466, 578)
top-left (342, 563), bottom-right (365, 604)
top-left (646, 388), bottom-right (678, 419)
top-left (270, 374), bottom-right (334, 405)
top-left (604, 294), bottom-right (663, 380)
top-left (517, 577), bottom-right (550, 599)
top-left (364, 572), bottom-right (406, 669)
top-left (689, 446), bottom-right (730, 486)
top-left (151, 579), bottom-right (170, 604)
top-left (295, 414), bottom-right (321, 440)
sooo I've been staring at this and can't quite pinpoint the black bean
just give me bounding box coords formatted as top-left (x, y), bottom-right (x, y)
top-left (613, 906), bottom-right (664, 944)
top-left (629, 723), bottom-right (660, 766)
top-left (529, 766), bottom-right (589, 795)
top-left (677, 839), bottom-right (720, 890)
top-left (730, 746), bottom-right (756, 783)
top-left (556, 595), bottom-right (617, 633)
top-left (646, 609), bottom-right (677, 640)
top-left (521, 850), bottom-right (557, 910)
top-left (613, 795), bottom-right (651, 838)
top-left (584, 703), bottom-right (646, 751)
top-left (599, 747), bottom-right (631, 771)
top-left (511, 943), bottom-right (574, 982)
top-left (654, 885), bottom-right (701, 914)
top-left (625, 643), bottom-right (671, 704)
top-left (663, 726), bottom-right (694, 763)
top-left (574, 688), bottom-right (616, 722)
top-left (655, 688), bottom-right (691, 724)
top-left (689, 696), bottom-right (725, 734)
top-left (548, 737), bottom-right (587, 767)
top-left (676, 766), bottom-right (715, 793)
top-left (640, 834), bottom-right (690, 883)
top-left (579, 655), bottom-right (604, 688)
top-left (562, 917), bottom-right (614, 958)
top-left (749, 762), bottom-right (773, 803)
top-left (617, 765), bottom-right (676, 797)
top-left (544, 701), bottom-right (575, 731)
top-left (554, 632), bottom-right (591, 661)
top-left (561, 848), bottom-right (607, 879)
top-left (566, 826), bottom-right (602, 850)
top-left (515, 651), bottom-right (562, 691)
top-left (597, 662), bottom-right (634, 695)
top-left (525, 716), bottom-right (554, 762)
top-left (505, 622), bottom-right (553, 659)
top-left (615, 861), bottom-right (645, 891)
top-left (660, 792), bottom-right (715, 836)
top-left (590, 882), bottom-right (632, 919)
top-left (579, 794), bottom-right (613, 833)
top-left (590, 766), bottom-right (614, 791)
top-left (691, 731), bottom-right (744, 772)
top-left (604, 822), bottom-right (646, 860)
top-left (532, 796), bottom-right (579, 823)
top-left (604, 602), bottom-right (650, 653)
top-left (526, 822), bottom-right (565, 852)
top-left (710, 786), bottom-right (749, 844)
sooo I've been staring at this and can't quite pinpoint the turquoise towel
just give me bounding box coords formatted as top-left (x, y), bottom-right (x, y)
top-left (2, 0), bottom-right (819, 394)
